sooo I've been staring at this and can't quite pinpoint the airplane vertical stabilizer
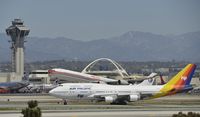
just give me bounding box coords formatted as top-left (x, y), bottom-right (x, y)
top-left (154, 64), bottom-right (196, 97)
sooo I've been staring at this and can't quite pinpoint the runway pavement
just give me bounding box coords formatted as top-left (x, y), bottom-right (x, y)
top-left (1, 110), bottom-right (200, 117)
top-left (0, 94), bottom-right (200, 117)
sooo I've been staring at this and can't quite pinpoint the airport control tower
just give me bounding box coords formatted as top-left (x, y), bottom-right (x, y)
top-left (6, 19), bottom-right (30, 81)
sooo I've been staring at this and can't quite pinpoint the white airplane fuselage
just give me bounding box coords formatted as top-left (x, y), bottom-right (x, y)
top-left (49, 68), bottom-right (117, 83)
top-left (49, 83), bottom-right (162, 100)
top-left (48, 68), bottom-right (157, 85)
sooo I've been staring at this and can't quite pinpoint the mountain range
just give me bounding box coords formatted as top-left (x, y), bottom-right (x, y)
top-left (0, 31), bottom-right (200, 62)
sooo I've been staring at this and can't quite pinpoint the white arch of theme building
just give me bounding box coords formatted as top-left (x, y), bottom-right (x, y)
top-left (82, 58), bottom-right (129, 78)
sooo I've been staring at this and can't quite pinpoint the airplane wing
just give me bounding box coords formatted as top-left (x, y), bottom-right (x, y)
top-left (88, 93), bottom-right (117, 98)
top-left (88, 90), bottom-right (161, 103)
top-left (88, 92), bottom-right (140, 103)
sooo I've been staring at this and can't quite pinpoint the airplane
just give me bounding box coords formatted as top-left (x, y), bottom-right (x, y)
top-left (0, 81), bottom-right (29, 93)
top-left (49, 64), bottom-right (196, 105)
top-left (0, 72), bottom-right (30, 93)
top-left (19, 78), bottom-right (60, 93)
top-left (159, 74), bottom-right (166, 85)
top-left (48, 68), bottom-right (157, 85)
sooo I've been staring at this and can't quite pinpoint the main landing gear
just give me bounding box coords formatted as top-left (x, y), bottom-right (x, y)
top-left (110, 101), bottom-right (128, 105)
top-left (63, 99), bottom-right (68, 105)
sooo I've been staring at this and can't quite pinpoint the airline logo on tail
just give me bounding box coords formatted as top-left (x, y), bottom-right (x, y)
top-left (154, 64), bottom-right (196, 98)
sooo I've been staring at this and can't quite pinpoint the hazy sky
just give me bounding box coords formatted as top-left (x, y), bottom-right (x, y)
top-left (0, 0), bottom-right (200, 40)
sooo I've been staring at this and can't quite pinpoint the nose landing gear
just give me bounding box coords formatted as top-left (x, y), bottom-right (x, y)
top-left (63, 99), bottom-right (67, 105)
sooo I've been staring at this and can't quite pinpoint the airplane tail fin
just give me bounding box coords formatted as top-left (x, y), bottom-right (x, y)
top-left (159, 74), bottom-right (166, 85)
top-left (160, 64), bottom-right (196, 95)
top-left (53, 78), bottom-right (60, 85)
top-left (138, 78), bottom-right (155, 86)
top-left (138, 73), bottom-right (157, 85)
top-left (22, 72), bottom-right (30, 82)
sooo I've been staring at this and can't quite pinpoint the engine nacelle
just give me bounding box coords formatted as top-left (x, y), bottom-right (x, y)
top-left (118, 80), bottom-right (129, 85)
top-left (104, 96), bottom-right (115, 103)
top-left (128, 94), bottom-right (140, 102)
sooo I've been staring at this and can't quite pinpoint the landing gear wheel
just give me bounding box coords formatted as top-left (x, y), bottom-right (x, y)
top-left (110, 102), bottom-right (115, 105)
top-left (119, 101), bottom-right (127, 105)
top-left (63, 99), bottom-right (67, 105)
top-left (110, 101), bottom-right (127, 105)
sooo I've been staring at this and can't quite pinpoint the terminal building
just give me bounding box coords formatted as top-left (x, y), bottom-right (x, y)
top-left (28, 70), bottom-right (50, 84)
top-left (0, 73), bottom-right (12, 82)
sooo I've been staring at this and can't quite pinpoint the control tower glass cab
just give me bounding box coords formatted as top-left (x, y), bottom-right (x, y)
top-left (6, 19), bottom-right (30, 81)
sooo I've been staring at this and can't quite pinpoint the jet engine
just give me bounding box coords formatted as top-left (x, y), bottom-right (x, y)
top-left (104, 96), bottom-right (115, 103)
top-left (128, 94), bottom-right (140, 102)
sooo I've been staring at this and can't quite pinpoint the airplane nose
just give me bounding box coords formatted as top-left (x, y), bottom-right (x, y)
top-left (49, 87), bottom-right (63, 98)
top-left (48, 69), bottom-right (55, 75)
top-left (49, 89), bottom-right (55, 96)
